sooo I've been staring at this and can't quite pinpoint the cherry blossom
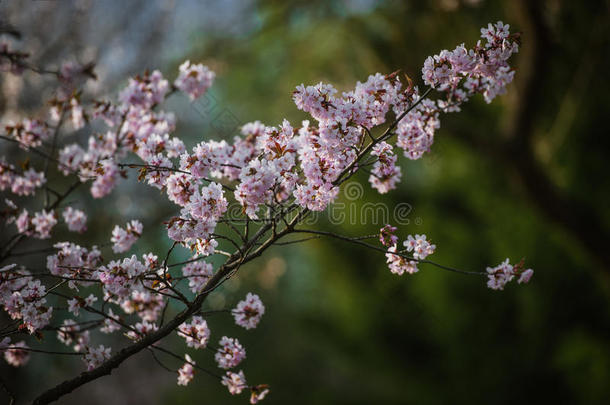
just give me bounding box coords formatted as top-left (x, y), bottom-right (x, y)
top-left (379, 225), bottom-right (398, 247)
top-left (486, 258), bottom-right (534, 290)
top-left (222, 370), bottom-right (248, 395)
top-left (100, 309), bottom-right (122, 334)
top-left (126, 320), bottom-right (158, 340)
top-left (111, 220), bottom-right (143, 253)
top-left (386, 245), bottom-right (420, 275)
top-left (121, 289), bottom-right (163, 321)
top-left (83, 345), bottom-right (111, 371)
top-left (403, 234), bottom-right (435, 260)
top-left (174, 61), bottom-right (215, 100)
top-left (119, 70), bottom-right (169, 109)
top-left (6, 168), bottom-right (46, 196)
top-left (178, 316), bottom-right (210, 349)
top-left (215, 336), bottom-right (246, 369)
top-left (177, 354), bottom-right (196, 386)
top-left (182, 260), bottom-right (213, 294)
top-left (4, 340), bottom-right (30, 367)
top-left (518, 269), bottom-right (534, 284)
top-left (250, 385), bottom-right (271, 404)
top-left (232, 293), bottom-right (265, 330)
top-left (4, 119), bottom-right (51, 148)
top-left (63, 207), bottom-right (87, 233)
top-left (486, 259), bottom-right (514, 290)
top-left (31, 210), bottom-right (57, 239)
top-left (369, 142), bottom-right (401, 193)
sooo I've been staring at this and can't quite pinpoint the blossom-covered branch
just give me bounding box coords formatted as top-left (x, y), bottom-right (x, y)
top-left (0, 21), bottom-right (532, 404)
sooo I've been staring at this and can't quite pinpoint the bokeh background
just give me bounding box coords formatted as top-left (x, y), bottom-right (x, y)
top-left (1, 0), bottom-right (609, 404)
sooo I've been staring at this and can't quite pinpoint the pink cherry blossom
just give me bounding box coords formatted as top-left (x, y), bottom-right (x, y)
top-left (31, 209), bottom-right (57, 239)
top-left (386, 245), bottom-right (419, 275)
top-left (4, 340), bottom-right (30, 367)
top-left (232, 293), bottom-right (265, 330)
top-left (250, 385), bottom-right (270, 404)
top-left (111, 220), bottom-right (143, 253)
top-left (177, 354), bottom-right (196, 386)
top-left (486, 259), bottom-right (514, 290)
top-left (5, 119), bottom-right (51, 148)
top-left (379, 225), bottom-right (398, 247)
top-left (63, 207), bottom-right (87, 233)
top-left (222, 370), bottom-right (248, 395)
top-left (215, 336), bottom-right (246, 369)
top-left (0, 21), bottom-right (529, 403)
top-left (119, 70), bottom-right (169, 109)
top-left (174, 61), bottom-right (215, 100)
top-left (518, 269), bottom-right (534, 284)
top-left (182, 261), bottom-right (213, 294)
top-left (178, 316), bottom-right (210, 349)
top-left (403, 234), bottom-right (435, 260)
top-left (83, 345), bottom-right (111, 371)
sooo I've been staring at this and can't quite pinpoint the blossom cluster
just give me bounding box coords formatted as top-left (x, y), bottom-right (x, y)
top-left (215, 336), bottom-right (246, 369)
top-left (174, 61), bottom-right (215, 100)
top-left (232, 293), bottom-right (265, 330)
top-left (369, 142), bottom-right (401, 194)
top-left (0, 160), bottom-right (46, 196)
top-left (486, 258), bottom-right (533, 290)
top-left (63, 207), bottom-right (87, 233)
top-left (83, 345), bottom-right (112, 371)
top-left (1, 276), bottom-right (53, 334)
top-left (182, 260), bottom-right (213, 293)
top-left (1, 338), bottom-right (30, 367)
top-left (397, 21), bottom-right (519, 161)
top-left (178, 354), bottom-right (196, 386)
top-left (178, 316), bottom-right (211, 349)
top-left (385, 233), bottom-right (436, 275)
top-left (111, 220), bottom-right (143, 253)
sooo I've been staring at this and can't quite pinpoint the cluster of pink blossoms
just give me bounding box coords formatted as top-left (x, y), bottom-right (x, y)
top-left (232, 293), bottom-right (265, 330)
top-left (119, 70), bottom-right (169, 109)
top-left (385, 233), bottom-right (436, 276)
top-left (174, 61), bottom-right (215, 100)
top-left (0, 161), bottom-right (46, 197)
top-left (182, 261), bottom-right (213, 293)
top-left (380, 224), bottom-right (534, 289)
top-left (215, 336), bottom-right (246, 369)
top-left (177, 354), bottom-right (196, 386)
top-left (221, 370), bottom-right (270, 403)
top-left (57, 319), bottom-right (90, 351)
top-left (486, 259), bottom-right (533, 290)
top-left (111, 220), bottom-right (143, 253)
top-left (11, 208), bottom-right (57, 239)
top-left (178, 316), bottom-right (211, 349)
top-left (46, 242), bottom-right (102, 287)
top-left (83, 345), bottom-right (111, 371)
top-left (4, 119), bottom-right (51, 149)
top-left (379, 224), bottom-right (398, 247)
top-left (0, 44), bottom-right (275, 401)
top-left (369, 142), bottom-right (401, 194)
top-left (1, 276), bottom-right (53, 334)
top-left (1, 338), bottom-right (30, 367)
top-left (222, 370), bottom-right (248, 395)
top-left (397, 21), bottom-right (519, 160)
top-left (63, 207), bottom-right (87, 233)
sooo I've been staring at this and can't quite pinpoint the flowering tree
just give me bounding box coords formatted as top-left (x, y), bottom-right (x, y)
top-left (0, 21), bottom-right (532, 404)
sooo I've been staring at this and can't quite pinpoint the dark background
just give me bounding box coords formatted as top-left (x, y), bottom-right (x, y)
top-left (1, 0), bottom-right (609, 404)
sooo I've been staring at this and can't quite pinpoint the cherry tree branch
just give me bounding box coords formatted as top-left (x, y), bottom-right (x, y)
top-left (290, 229), bottom-right (485, 276)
